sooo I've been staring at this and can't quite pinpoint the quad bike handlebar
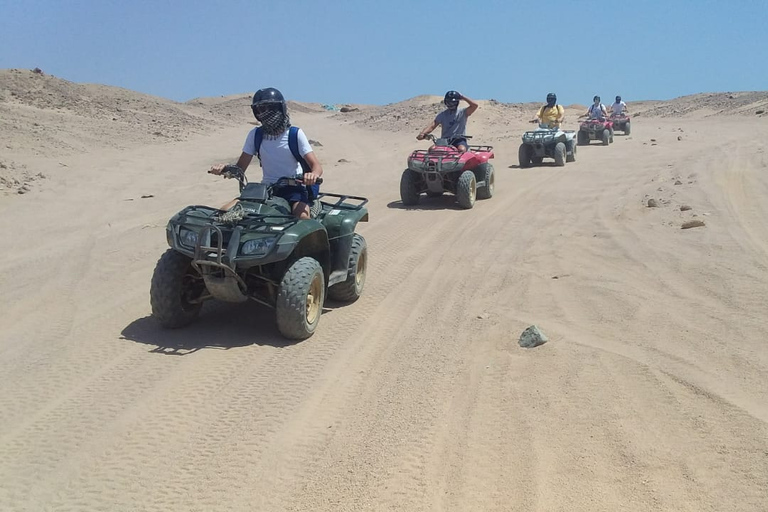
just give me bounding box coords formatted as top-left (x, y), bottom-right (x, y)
top-left (211, 164), bottom-right (323, 193)
top-left (423, 133), bottom-right (473, 142)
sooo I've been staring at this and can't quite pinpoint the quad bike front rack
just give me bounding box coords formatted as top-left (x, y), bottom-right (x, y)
top-left (191, 224), bottom-right (249, 303)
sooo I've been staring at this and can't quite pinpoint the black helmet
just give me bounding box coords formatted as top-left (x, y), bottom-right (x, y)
top-left (616, 95), bottom-right (621, 102)
top-left (593, 95), bottom-right (601, 103)
top-left (546, 93), bottom-right (556, 105)
top-left (444, 90), bottom-right (461, 109)
top-left (251, 87), bottom-right (286, 119)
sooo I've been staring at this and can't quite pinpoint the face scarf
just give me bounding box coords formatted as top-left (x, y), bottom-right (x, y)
top-left (255, 104), bottom-right (291, 138)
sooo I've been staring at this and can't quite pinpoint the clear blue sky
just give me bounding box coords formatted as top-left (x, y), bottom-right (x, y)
top-left (1, 0), bottom-right (766, 105)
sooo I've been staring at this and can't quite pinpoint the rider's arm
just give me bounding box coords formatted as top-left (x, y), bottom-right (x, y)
top-left (556, 105), bottom-right (565, 123)
top-left (417, 119), bottom-right (439, 140)
top-left (461, 94), bottom-right (479, 116)
top-left (303, 151), bottom-right (323, 186)
top-left (210, 152), bottom-right (253, 175)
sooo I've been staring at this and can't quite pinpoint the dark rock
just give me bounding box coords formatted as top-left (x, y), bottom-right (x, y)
top-left (340, 107), bottom-right (359, 113)
top-left (338, 158), bottom-right (350, 163)
top-left (757, 110), bottom-right (765, 115)
top-left (647, 198), bottom-right (659, 208)
top-left (519, 325), bottom-right (548, 348)
top-left (674, 180), bottom-right (683, 185)
top-left (680, 205), bottom-right (692, 211)
top-left (32, 67), bottom-right (44, 75)
top-left (681, 220), bottom-right (705, 229)
top-left (308, 139), bottom-right (323, 147)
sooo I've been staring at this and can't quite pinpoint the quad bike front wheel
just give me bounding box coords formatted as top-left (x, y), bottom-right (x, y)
top-left (276, 257), bottom-right (325, 340)
top-left (328, 234), bottom-right (367, 302)
top-left (518, 144), bottom-right (532, 168)
top-left (150, 249), bottom-right (204, 328)
top-left (566, 141), bottom-right (577, 163)
top-left (624, 121), bottom-right (631, 135)
top-left (456, 170), bottom-right (477, 209)
top-left (577, 130), bottom-right (589, 146)
top-left (602, 129), bottom-right (610, 145)
top-left (400, 169), bottom-right (421, 205)
top-left (475, 163), bottom-right (495, 200)
top-left (554, 142), bottom-right (566, 167)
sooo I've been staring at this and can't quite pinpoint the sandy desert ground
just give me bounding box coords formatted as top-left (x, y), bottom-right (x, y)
top-left (1, 69), bottom-right (768, 511)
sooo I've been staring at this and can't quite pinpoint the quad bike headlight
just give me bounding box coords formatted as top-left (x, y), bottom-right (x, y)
top-left (180, 228), bottom-right (199, 248)
top-left (241, 237), bottom-right (277, 257)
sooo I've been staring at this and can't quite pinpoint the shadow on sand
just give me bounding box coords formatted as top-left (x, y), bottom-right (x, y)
top-left (121, 301), bottom-right (339, 355)
top-left (386, 195), bottom-right (464, 211)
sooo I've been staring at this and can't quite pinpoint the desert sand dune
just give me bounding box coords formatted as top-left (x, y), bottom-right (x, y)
top-left (1, 70), bottom-right (767, 511)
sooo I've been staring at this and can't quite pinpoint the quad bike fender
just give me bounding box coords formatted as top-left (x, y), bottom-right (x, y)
top-left (462, 151), bottom-right (494, 169)
top-left (323, 207), bottom-right (369, 278)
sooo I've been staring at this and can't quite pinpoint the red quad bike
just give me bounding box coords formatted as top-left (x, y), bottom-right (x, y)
top-left (400, 134), bottom-right (495, 209)
top-left (577, 118), bottom-right (614, 146)
top-left (611, 113), bottom-right (631, 135)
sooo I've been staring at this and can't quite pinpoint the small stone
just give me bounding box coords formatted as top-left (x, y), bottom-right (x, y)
top-left (338, 158), bottom-right (350, 163)
top-left (681, 220), bottom-right (706, 229)
top-left (756, 110), bottom-right (765, 115)
top-left (519, 325), bottom-right (548, 348)
top-left (674, 180), bottom-right (683, 185)
top-left (477, 313), bottom-right (490, 320)
top-left (140, 194), bottom-right (154, 199)
top-left (308, 139), bottom-right (323, 147)
top-left (680, 205), bottom-right (692, 211)
top-left (677, 136), bottom-right (683, 141)
top-left (650, 138), bottom-right (657, 142)
top-left (647, 198), bottom-right (658, 208)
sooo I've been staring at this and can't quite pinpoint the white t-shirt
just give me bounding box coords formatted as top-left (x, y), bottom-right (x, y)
top-left (588, 103), bottom-right (607, 119)
top-left (242, 127), bottom-right (313, 184)
top-left (611, 101), bottom-right (627, 114)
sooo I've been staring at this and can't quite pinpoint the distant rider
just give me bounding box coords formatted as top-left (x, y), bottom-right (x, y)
top-left (209, 87), bottom-right (324, 220)
top-left (582, 96), bottom-right (608, 120)
top-left (610, 95), bottom-right (629, 117)
top-left (531, 93), bottom-right (565, 128)
top-left (417, 90), bottom-right (479, 152)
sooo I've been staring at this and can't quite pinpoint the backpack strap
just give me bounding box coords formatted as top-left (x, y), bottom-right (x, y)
top-left (287, 126), bottom-right (319, 202)
top-left (253, 127), bottom-right (263, 162)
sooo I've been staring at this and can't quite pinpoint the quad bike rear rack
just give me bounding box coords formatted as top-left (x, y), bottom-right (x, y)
top-left (316, 192), bottom-right (368, 210)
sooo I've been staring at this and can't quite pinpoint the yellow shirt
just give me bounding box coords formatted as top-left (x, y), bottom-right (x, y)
top-left (537, 105), bottom-right (564, 125)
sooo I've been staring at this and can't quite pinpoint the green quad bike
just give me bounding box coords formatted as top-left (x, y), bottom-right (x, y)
top-left (150, 165), bottom-right (369, 340)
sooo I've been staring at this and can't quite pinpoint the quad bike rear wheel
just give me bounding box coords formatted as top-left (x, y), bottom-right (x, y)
top-left (602, 129), bottom-right (610, 145)
top-left (475, 163), bottom-right (495, 199)
top-left (276, 257), bottom-right (325, 340)
top-left (400, 169), bottom-right (421, 205)
top-left (518, 144), bottom-right (532, 168)
top-left (456, 170), bottom-right (477, 209)
top-left (328, 234), bottom-right (367, 302)
top-left (566, 141), bottom-right (577, 163)
top-left (554, 142), bottom-right (566, 167)
top-left (150, 249), bottom-right (204, 328)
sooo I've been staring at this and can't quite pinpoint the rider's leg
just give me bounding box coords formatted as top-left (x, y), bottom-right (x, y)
top-left (292, 201), bottom-right (311, 220)
top-left (219, 198), bottom-right (238, 210)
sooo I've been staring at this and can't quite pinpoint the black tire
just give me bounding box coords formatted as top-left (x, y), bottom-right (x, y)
top-left (610, 128), bottom-right (615, 143)
top-left (602, 129), bottom-right (610, 145)
top-left (328, 234), bottom-right (367, 302)
top-left (518, 144), bottom-right (531, 168)
top-left (531, 157), bottom-right (544, 165)
top-left (624, 121), bottom-right (631, 135)
top-left (400, 169), bottom-right (421, 205)
top-left (553, 142), bottom-right (566, 166)
top-left (475, 163), bottom-right (495, 199)
top-left (577, 130), bottom-right (589, 146)
top-left (566, 140), bottom-right (577, 163)
top-left (456, 170), bottom-right (476, 209)
top-left (275, 257), bottom-right (325, 340)
top-left (150, 249), bottom-right (204, 328)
